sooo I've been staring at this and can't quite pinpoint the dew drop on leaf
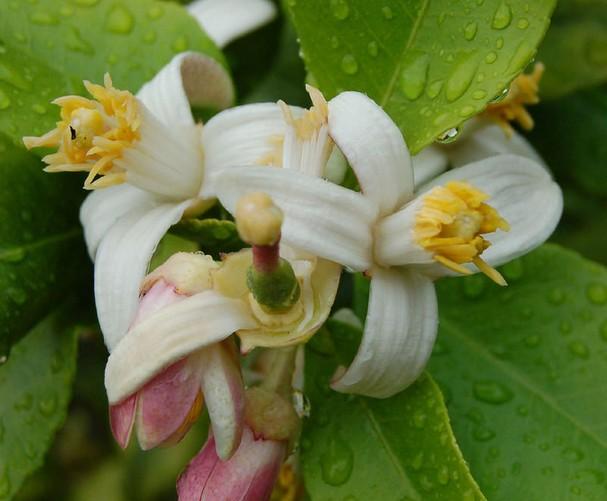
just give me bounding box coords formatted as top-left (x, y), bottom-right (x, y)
top-left (473, 381), bottom-right (513, 404)
top-left (410, 451), bottom-right (424, 471)
top-left (560, 320), bottom-right (572, 335)
top-left (330, 36), bottom-right (339, 49)
top-left (38, 395), bottom-right (57, 417)
top-left (472, 426), bottom-right (496, 442)
top-left (517, 18), bottom-right (529, 30)
top-left (105, 4), bottom-right (134, 35)
top-left (330, 0), bottom-right (350, 21)
top-left (445, 53), bottom-right (479, 102)
top-left (29, 11), bottom-right (59, 25)
top-left (147, 5), bottom-right (164, 20)
top-left (492, 2), bottom-right (512, 30)
top-left (143, 31), bottom-right (156, 44)
top-left (399, 52), bottom-right (429, 101)
top-left (547, 287), bottom-right (566, 305)
top-left (381, 6), bottom-right (394, 20)
top-left (172, 36), bottom-right (189, 53)
top-left (320, 435), bottom-right (354, 486)
top-left (0, 89), bottom-right (10, 110)
top-left (562, 447), bottom-right (585, 463)
top-left (568, 341), bottom-right (589, 359)
top-left (340, 54), bottom-right (358, 75)
top-left (367, 41), bottom-right (378, 57)
top-left (586, 283), bottom-right (607, 304)
top-left (65, 27), bottom-right (94, 54)
top-left (464, 22), bottom-right (478, 41)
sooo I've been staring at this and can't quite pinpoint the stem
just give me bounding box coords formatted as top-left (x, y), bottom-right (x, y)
top-left (252, 242), bottom-right (280, 274)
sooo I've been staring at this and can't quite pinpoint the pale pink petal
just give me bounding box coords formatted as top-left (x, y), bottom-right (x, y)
top-left (109, 394), bottom-right (137, 449)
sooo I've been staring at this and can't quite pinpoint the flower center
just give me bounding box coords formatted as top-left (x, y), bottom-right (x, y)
top-left (23, 74), bottom-right (141, 190)
top-left (415, 181), bottom-right (510, 285)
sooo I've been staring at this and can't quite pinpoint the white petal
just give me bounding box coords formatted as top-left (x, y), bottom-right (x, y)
top-left (419, 154), bottom-right (563, 276)
top-left (79, 185), bottom-right (156, 260)
top-left (212, 166), bottom-right (377, 271)
top-left (328, 92), bottom-right (414, 215)
top-left (137, 52), bottom-right (234, 126)
top-left (188, 0), bottom-right (277, 48)
top-left (105, 291), bottom-right (255, 403)
top-left (412, 146), bottom-right (449, 188)
top-left (95, 201), bottom-right (192, 351)
top-left (201, 103), bottom-right (296, 196)
top-left (198, 341), bottom-right (246, 460)
top-left (446, 121), bottom-right (545, 168)
top-left (331, 268), bottom-right (438, 398)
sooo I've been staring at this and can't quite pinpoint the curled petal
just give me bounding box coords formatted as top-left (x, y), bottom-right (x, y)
top-left (94, 201), bottom-right (192, 350)
top-left (109, 394), bottom-right (137, 449)
top-left (188, 0), bottom-right (277, 48)
top-left (328, 92), bottom-right (414, 215)
top-left (198, 341), bottom-right (246, 460)
top-left (331, 268), bottom-right (438, 398)
top-left (212, 166), bottom-right (377, 271)
top-left (418, 154), bottom-right (562, 276)
top-left (105, 291), bottom-right (256, 404)
top-left (177, 426), bottom-right (285, 501)
top-left (137, 52), bottom-right (234, 126)
top-left (79, 184), bottom-right (156, 260)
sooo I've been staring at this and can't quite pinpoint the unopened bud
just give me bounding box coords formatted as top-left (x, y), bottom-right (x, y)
top-left (236, 192), bottom-right (283, 246)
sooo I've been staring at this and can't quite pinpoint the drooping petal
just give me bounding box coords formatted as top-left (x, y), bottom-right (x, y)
top-left (177, 426), bottom-right (286, 501)
top-left (331, 268), bottom-right (438, 398)
top-left (187, 0), bottom-right (277, 48)
top-left (212, 166), bottom-right (377, 271)
top-left (198, 341), bottom-right (246, 460)
top-left (136, 358), bottom-right (203, 450)
top-left (418, 154), bottom-right (562, 275)
top-left (328, 92), bottom-right (414, 215)
top-left (109, 394), bottom-right (137, 449)
top-left (137, 52), bottom-right (234, 126)
top-left (446, 121), bottom-right (545, 168)
top-left (105, 291), bottom-right (256, 404)
top-left (94, 201), bottom-right (193, 351)
top-left (201, 103), bottom-right (298, 196)
top-left (79, 184), bottom-right (156, 259)
top-left (412, 146), bottom-right (449, 188)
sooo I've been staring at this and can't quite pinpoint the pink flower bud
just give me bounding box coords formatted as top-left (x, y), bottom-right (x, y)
top-left (177, 426), bottom-right (286, 501)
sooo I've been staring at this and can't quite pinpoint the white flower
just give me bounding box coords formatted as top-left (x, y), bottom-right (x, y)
top-left (187, 0), bottom-right (277, 48)
top-left (211, 91), bottom-right (563, 399)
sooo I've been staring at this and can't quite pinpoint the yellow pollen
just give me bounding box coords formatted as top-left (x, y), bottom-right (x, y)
top-left (415, 181), bottom-right (510, 286)
top-left (270, 463), bottom-right (298, 501)
top-left (278, 84), bottom-right (329, 140)
top-left (483, 62), bottom-right (544, 137)
top-left (22, 73), bottom-right (141, 190)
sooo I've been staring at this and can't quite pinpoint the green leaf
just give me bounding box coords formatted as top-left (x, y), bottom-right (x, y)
top-left (302, 320), bottom-right (485, 500)
top-left (286, 0), bottom-right (555, 152)
top-left (0, 304), bottom-right (79, 500)
top-left (0, 133), bottom-right (87, 357)
top-left (428, 244), bottom-right (607, 500)
top-left (537, 0), bottom-right (607, 99)
top-left (0, 0), bottom-right (223, 144)
top-left (171, 218), bottom-right (244, 257)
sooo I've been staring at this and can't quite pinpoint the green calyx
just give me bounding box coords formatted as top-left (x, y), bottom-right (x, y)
top-left (247, 258), bottom-right (301, 312)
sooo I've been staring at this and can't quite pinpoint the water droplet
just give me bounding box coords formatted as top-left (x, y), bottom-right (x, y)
top-left (586, 283), bottom-right (607, 304)
top-left (570, 485), bottom-right (583, 496)
top-left (172, 36), bottom-right (189, 52)
top-left (38, 395), bottom-right (57, 417)
top-left (437, 465), bottom-right (450, 485)
top-left (492, 2), bottom-right (512, 30)
top-left (143, 30), bottom-right (156, 44)
top-left (320, 435), bottom-right (353, 486)
top-left (367, 41), bottom-right (378, 57)
top-left (568, 341), bottom-right (589, 359)
top-left (59, 5), bottom-right (74, 16)
top-left (473, 381), bottom-right (513, 404)
top-left (517, 18), bottom-right (529, 29)
top-left (30, 11), bottom-right (59, 25)
top-left (381, 6), bottom-right (394, 19)
top-left (7, 288), bottom-right (26, 305)
top-left (14, 392), bottom-right (33, 411)
top-left (473, 426), bottom-right (496, 442)
top-left (147, 5), bottom-right (164, 19)
top-left (399, 52), bottom-right (429, 100)
top-left (548, 288), bottom-right (566, 305)
top-left (65, 27), bottom-right (94, 54)
top-left (330, 0), bottom-right (350, 20)
top-left (31, 103), bottom-right (46, 115)
top-left (0, 89), bottom-right (10, 110)
top-left (516, 404), bottom-right (528, 416)
top-left (562, 447), bottom-right (584, 463)
top-left (426, 79), bottom-right (443, 98)
top-left (105, 5), bottom-right (134, 34)
top-left (341, 54), bottom-right (358, 75)
top-left (330, 36), bottom-right (339, 49)
top-left (445, 53), bottom-right (479, 101)
top-left (410, 451), bottom-right (424, 471)
top-left (459, 105), bottom-right (476, 117)
top-left (412, 409), bottom-right (426, 428)
top-left (485, 51), bottom-right (498, 64)
top-left (496, 37), bottom-right (504, 49)
top-left (0, 60), bottom-right (31, 90)
top-left (436, 127), bottom-right (460, 144)
top-left (24, 440), bottom-right (37, 459)
top-left (508, 41), bottom-right (534, 72)
top-left (464, 22), bottom-right (478, 41)
top-left (560, 320), bottom-right (572, 335)
top-left (524, 334), bottom-right (540, 347)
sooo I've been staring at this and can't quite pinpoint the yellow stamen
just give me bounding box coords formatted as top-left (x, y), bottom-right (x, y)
top-left (415, 181), bottom-right (509, 285)
top-left (278, 84), bottom-right (329, 140)
top-left (270, 463), bottom-right (298, 501)
top-left (484, 62), bottom-right (544, 137)
top-left (22, 73), bottom-right (141, 189)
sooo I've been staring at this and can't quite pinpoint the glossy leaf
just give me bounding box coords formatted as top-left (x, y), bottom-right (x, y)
top-left (537, 0), bottom-right (607, 99)
top-left (0, 133), bottom-right (87, 357)
top-left (286, 0), bottom-right (555, 152)
top-left (171, 217), bottom-right (244, 257)
top-left (429, 244), bottom-right (607, 499)
top-left (301, 320), bottom-right (485, 500)
top-left (0, 304), bottom-right (79, 500)
top-left (0, 0), bottom-right (223, 144)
